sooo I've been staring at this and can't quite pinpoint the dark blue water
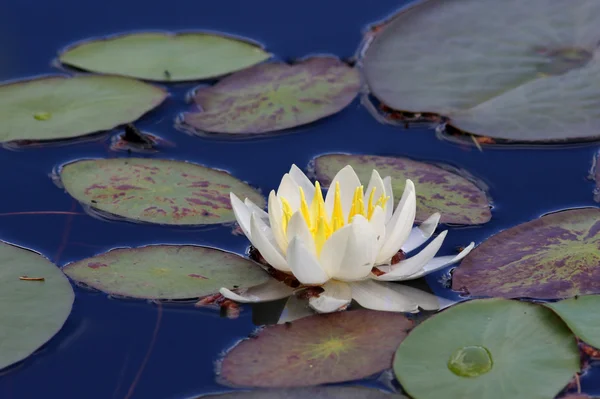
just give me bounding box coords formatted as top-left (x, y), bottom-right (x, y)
top-left (1, 0), bottom-right (599, 397)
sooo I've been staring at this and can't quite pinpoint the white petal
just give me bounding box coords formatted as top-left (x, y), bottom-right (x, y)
top-left (268, 191), bottom-right (288, 253)
top-left (386, 179), bottom-right (414, 229)
top-left (318, 225), bottom-right (351, 277)
top-left (308, 280), bottom-right (352, 313)
top-left (364, 169), bottom-right (386, 205)
top-left (277, 295), bottom-right (314, 324)
top-left (230, 192), bottom-right (252, 239)
top-left (244, 198), bottom-right (269, 222)
top-left (374, 231), bottom-right (448, 281)
top-left (277, 174), bottom-right (301, 211)
top-left (324, 165), bottom-right (362, 220)
top-left (287, 212), bottom-right (316, 256)
top-left (402, 242), bottom-right (475, 280)
top-left (287, 237), bottom-right (330, 285)
top-left (369, 206), bottom-right (387, 251)
top-left (219, 279), bottom-right (294, 303)
top-left (349, 280), bottom-right (418, 313)
top-left (382, 176), bottom-right (394, 223)
top-left (332, 215), bottom-right (378, 281)
top-left (401, 213), bottom-right (440, 253)
top-left (250, 213), bottom-right (291, 272)
top-left (289, 164), bottom-right (315, 201)
top-left (371, 282), bottom-right (442, 311)
top-left (376, 190), bottom-right (417, 264)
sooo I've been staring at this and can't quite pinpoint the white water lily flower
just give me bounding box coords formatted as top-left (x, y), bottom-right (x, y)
top-left (221, 164), bottom-right (474, 314)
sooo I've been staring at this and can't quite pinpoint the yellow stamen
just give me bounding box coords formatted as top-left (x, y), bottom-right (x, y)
top-left (314, 216), bottom-right (329, 255)
top-left (298, 187), bottom-right (312, 231)
top-left (311, 181), bottom-right (327, 228)
top-left (347, 186), bottom-right (364, 223)
top-left (280, 197), bottom-right (293, 234)
top-left (367, 187), bottom-right (376, 220)
top-left (331, 181), bottom-right (345, 232)
top-left (376, 194), bottom-right (390, 210)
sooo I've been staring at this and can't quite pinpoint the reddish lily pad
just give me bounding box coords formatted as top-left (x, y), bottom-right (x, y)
top-left (361, 0), bottom-right (600, 142)
top-left (59, 158), bottom-right (265, 225)
top-left (312, 153), bottom-right (491, 225)
top-left (0, 75), bottom-right (166, 143)
top-left (62, 245), bottom-right (269, 300)
top-left (452, 208), bottom-right (600, 299)
top-left (181, 56), bottom-right (360, 134)
top-left (197, 387), bottom-right (400, 398)
top-left (219, 309), bottom-right (412, 387)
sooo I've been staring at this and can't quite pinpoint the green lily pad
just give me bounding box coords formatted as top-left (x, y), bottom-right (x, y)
top-left (219, 310), bottom-right (412, 387)
top-left (546, 295), bottom-right (600, 349)
top-left (196, 387), bottom-right (400, 398)
top-left (62, 245), bottom-right (268, 300)
top-left (0, 75), bottom-right (166, 143)
top-left (59, 158), bottom-right (265, 225)
top-left (361, 0), bottom-right (600, 142)
top-left (59, 32), bottom-right (271, 82)
top-left (181, 57), bottom-right (360, 134)
top-left (452, 208), bottom-right (600, 299)
top-left (0, 241), bottom-right (74, 370)
top-left (394, 299), bottom-right (579, 399)
top-left (312, 153), bottom-right (491, 225)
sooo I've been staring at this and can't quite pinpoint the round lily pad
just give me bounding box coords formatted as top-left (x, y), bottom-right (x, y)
top-left (59, 32), bottom-right (271, 82)
top-left (181, 56), bottom-right (360, 134)
top-left (219, 309), bottom-right (412, 387)
top-left (452, 208), bottom-right (600, 299)
top-left (394, 299), bottom-right (579, 399)
top-left (361, 0), bottom-right (600, 142)
top-left (197, 387), bottom-right (399, 399)
top-left (59, 158), bottom-right (265, 225)
top-left (0, 75), bottom-right (166, 143)
top-left (546, 295), bottom-right (600, 349)
top-left (62, 245), bottom-right (268, 300)
top-left (312, 153), bottom-right (491, 225)
top-left (0, 241), bottom-right (74, 370)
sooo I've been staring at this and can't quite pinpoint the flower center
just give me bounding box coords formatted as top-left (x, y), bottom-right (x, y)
top-left (279, 181), bottom-right (389, 253)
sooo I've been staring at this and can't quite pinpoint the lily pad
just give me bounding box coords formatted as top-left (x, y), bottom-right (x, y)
top-left (394, 299), bottom-right (579, 399)
top-left (312, 153), bottom-right (491, 225)
top-left (0, 75), bottom-right (166, 143)
top-left (59, 32), bottom-right (271, 82)
top-left (197, 387), bottom-right (400, 398)
top-left (219, 309), bottom-right (412, 387)
top-left (361, 0), bottom-right (600, 142)
top-left (546, 295), bottom-right (600, 349)
top-left (452, 208), bottom-right (600, 299)
top-left (0, 241), bottom-right (74, 370)
top-left (59, 158), bottom-right (265, 225)
top-left (62, 245), bottom-right (268, 300)
top-left (182, 57), bottom-right (360, 134)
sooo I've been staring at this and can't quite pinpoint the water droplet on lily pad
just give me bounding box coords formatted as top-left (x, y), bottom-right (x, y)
top-left (59, 32), bottom-right (271, 82)
top-left (33, 112), bottom-right (52, 121)
top-left (546, 295), bottom-right (600, 349)
top-left (181, 56), bottom-right (360, 134)
top-left (59, 158), bottom-right (265, 225)
top-left (219, 310), bottom-right (412, 387)
top-left (394, 299), bottom-right (579, 399)
top-left (0, 241), bottom-right (74, 371)
top-left (361, 0), bottom-right (600, 142)
top-left (452, 208), bottom-right (600, 299)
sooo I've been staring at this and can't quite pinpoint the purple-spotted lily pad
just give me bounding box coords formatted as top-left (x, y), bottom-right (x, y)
top-left (196, 387), bottom-right (401, 398)
top-left (0, 75), bottom-right (166, 143)
top-left (59, 158), bottom-right (265, 225)
top-left (181, 57), bottom-right (360, 134)
top-left (58, 32), bottom-right (271, 82)
top-left (219, 309), bottom-right (412, 388)
top-left (312, 154), bottom-right (491, 225)
top-left (452, 208), bottom-right (600, 299)
top-left (62, 245), bottom-right (269, 300)
top-left (0, 241), bottom-right (74, 370)
top-left (361, 0), bottom-right (600, 142)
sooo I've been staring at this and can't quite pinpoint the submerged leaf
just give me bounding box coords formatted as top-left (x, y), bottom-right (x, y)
top-left (312, 153), bottom-right (491, 224)
top-left (219, 310), bottom-right (412, 387)
top-left (59, 32), bottom-right (270, 82)
top-left (62, 245), bottom-right (268, 300)
top-left (182, 57), bottom-right (360, 134)
top-left (394, 299), bottom-right (579, 399)
top-left (362, 0), bottom-right (600, 142)
top-left (0, 75), bottom-right (166, 143)
top-left (546, 295), bottom-right (600, 349)
top-left (452, 208), bottom-right (600, 299)
top-left (0, 242), bottom-right (74, 370)
top-left (59, 158), bottom-right (265, 225)
top-left (196, 387), bottom-right (400, 398)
